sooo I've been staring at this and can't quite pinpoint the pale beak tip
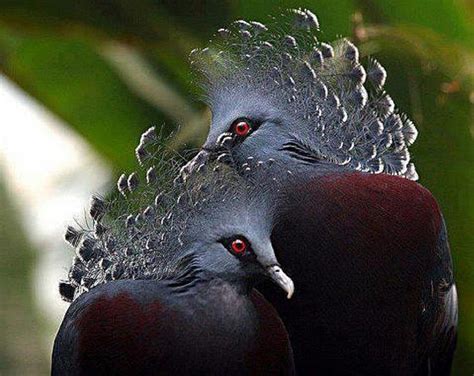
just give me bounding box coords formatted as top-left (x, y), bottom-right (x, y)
top-left (266, 265), bottom-right (295, 299)
top-left (286, 282), bottom-right (295, 299)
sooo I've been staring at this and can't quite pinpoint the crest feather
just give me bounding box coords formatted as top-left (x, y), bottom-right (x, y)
top-left (191, 8), bottom-right (419, 180)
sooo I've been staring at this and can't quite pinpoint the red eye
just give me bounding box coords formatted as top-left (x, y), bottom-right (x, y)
top-left (231, 238), bottom-right (247, 254)
top-left (233, 121), bottom-right (251, 137)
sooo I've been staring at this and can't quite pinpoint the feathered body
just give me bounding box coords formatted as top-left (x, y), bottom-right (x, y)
top-left (53, 131), bottom-right (295, 375)
top-left (53, 8), bottom-right (457, 376)
top-left (184, 8), bottom-right (457, 375)
top-left (53, 280), bottom-right (293, 376)
top-left (264, 169), bottom-right (457, 374)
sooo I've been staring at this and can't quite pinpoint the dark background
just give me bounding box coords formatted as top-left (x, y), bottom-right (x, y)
top-left (0, 1), bottom-right (472, 374)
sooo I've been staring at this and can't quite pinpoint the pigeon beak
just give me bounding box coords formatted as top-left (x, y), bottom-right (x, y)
top-left (255, 242), bottom-right (294, 299)
top-left (180, 149), bottom-right (210, 180)
top-left (266, 265), bottom-right (295, 299)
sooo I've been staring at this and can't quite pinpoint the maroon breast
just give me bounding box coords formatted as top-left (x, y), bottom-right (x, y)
top-left (316, 172), bottom-right (442, 246)
top-left (76, 292), bottom-right (173, 375)
top-left (267, 172), bottom-right (444, 373)
top-left (246, 289), bottom-right (294, 375)
top-left (277, 172), bottom-right (443, 275)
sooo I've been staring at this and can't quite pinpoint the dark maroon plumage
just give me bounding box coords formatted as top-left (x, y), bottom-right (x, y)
top-left (261, 171), bottom-right (457, 375)
top-left (53, 7), bottom-right (458, 374)
top-left (52, 278), bottom-right (294, 375)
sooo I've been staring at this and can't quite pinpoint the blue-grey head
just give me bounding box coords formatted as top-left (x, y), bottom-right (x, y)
top-left (60, 129), bottom-right (294, 302)
top-left (176, 168), bottom-right (294, 297)
top-left (182, 9), bottom-right (419, 181)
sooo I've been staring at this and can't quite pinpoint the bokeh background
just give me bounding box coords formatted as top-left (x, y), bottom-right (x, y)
top-left (0, 1), bottom-right (472, 374)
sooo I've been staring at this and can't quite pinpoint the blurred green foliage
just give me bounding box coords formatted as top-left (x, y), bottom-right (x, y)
top-left (0, 1), bottom-right (472, 374)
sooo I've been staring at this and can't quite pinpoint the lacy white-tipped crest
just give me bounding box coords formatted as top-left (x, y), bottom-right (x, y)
top-left (59, 127), bottom-right (281, 302)
top-left (191, 8), bottom-right (419, 180)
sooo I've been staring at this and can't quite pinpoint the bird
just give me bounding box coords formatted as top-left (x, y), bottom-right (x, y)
top-left (52, 128), bottom-right (296, 376)
top-left (180, 8), bottom-right (458, 375)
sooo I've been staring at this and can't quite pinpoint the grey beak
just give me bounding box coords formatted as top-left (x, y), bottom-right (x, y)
top-left (180, 149), bottom-right (210, 180)
top-left (266, 265), bottom-right (295, 299)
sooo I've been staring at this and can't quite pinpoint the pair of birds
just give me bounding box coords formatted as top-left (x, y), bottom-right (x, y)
top-left (52, 9), bottom-right (457, 376)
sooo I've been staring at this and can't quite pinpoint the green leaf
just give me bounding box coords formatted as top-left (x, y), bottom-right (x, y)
top-left (0, 33), bottom-right (167, 171)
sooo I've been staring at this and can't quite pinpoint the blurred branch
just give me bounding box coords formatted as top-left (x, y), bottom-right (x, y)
top-left (100, 42), bottom-right (209, 148)
top-left (101, 42), bottom-right (197, 126)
